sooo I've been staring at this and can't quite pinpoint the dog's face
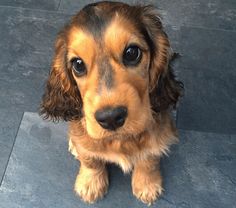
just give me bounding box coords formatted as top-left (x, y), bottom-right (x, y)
top-left (68, 6), bottom-right (153, 139)
top-left (40, 2), bottom-right (182, 139)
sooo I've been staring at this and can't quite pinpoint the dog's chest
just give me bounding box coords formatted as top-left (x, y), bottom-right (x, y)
top-left (100, 139), bottom-right (154, 172)
top-left (76, 135), bottom-right (161, 173)
top-left (69, 120), bottom-right (176, 173)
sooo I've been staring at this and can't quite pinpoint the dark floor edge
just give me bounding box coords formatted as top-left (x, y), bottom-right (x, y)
top-left (0, 112), bottom-right (24, 187)
top-left (177, 23), bottom-right (236, 33)
top-left (56, 0), bottom-right (62, 11)
top-left (0, 5), bottom-right (73, 15)
top-left (178, 127), bottom-right (236, 136)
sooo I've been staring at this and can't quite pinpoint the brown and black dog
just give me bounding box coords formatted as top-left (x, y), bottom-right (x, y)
top-left (40, 1), bottom-right (183, 205)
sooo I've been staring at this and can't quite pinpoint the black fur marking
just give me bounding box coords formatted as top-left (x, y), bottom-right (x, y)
top-left (76, 4), bottom-right (111, 38)
top-left (98, 58), bottom-right (114, 90)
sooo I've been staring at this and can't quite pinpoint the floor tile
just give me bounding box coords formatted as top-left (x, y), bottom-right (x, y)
top-left (0, 111), bottom-right (23, 183)
top-left (0, 0), bottom-right (60, 11)
top-left (58, 0), bottom-right (236, 31)
top-left (161, 130), bottom-right (236, 208)
top-left (176, 27), bottom-right (236, 134)
top-left (0, 113), bottom-right (235, 208)
top-left (0, 7), bottom-right (71, 112)
top-left (157, 0), bottom-right (236, 31)
top-left (0, 5), bottom-right (70, 187)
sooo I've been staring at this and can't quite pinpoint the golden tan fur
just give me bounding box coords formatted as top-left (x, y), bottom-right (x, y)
top-left (40, 1), bottom-right (183, 205)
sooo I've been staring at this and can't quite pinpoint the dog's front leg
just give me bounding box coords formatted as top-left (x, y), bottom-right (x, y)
top-left (132, 156), bottom-right (163, 205)
top-left (74, 156), bottom-right (108, 203)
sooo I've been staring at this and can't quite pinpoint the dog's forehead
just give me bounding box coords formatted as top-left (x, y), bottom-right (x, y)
top-left (70, 2), bottom-right (140, 39)
top-left (68, 10), bottom-right (141, 56)
top-left (75, 4), bottom-right (111, 37)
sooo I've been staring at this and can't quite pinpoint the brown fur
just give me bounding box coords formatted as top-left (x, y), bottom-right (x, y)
top-left (40, 1), bottom-right (183, 205)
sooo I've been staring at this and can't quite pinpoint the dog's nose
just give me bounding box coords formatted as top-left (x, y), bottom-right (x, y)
top-left (95, 106), bottom-right (127, 131)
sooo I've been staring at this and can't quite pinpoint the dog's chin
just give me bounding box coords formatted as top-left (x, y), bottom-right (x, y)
top-left (85, 120), bottom-right (148, 140)
top-left (89, 129), bottom-right (145, 141)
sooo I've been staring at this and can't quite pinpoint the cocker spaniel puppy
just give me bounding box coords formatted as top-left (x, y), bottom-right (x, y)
top-left (40, 1), bottom-right (183, 205)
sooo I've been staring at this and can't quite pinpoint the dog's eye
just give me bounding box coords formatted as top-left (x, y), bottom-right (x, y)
top-left (123, 45), bottom-right (142, 66)
top-left (71, 57), bottom-right (87, 76)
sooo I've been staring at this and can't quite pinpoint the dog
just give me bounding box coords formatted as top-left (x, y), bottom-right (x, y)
top-left (40, 1), bottom-right (183, 205)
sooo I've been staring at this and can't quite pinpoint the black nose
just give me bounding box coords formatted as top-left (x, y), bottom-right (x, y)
top-left (95, 106), bottom-right (128, 131)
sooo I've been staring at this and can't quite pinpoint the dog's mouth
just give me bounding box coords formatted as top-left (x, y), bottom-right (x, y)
top-left (97, 128), bottom-right (147, 141)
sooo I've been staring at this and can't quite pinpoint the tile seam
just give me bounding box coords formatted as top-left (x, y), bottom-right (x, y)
top-left (56, 0), bottom-right (62, 11)
top-left (0, 5), bottom-right (72, 15)
top-left (0, 111), bottom-right (24, 187)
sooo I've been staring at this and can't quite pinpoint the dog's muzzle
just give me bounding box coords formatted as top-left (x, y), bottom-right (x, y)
top-left (95, 106), bottom-right (127, 131)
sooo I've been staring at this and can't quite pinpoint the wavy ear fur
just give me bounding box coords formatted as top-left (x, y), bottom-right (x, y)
top-left (39, 32), bottom-right (83, 121)
top-left (141, 6), bottom-right (183, 113)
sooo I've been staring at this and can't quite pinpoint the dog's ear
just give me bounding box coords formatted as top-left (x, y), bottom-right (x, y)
top-left (141, 6), bottom-right (183, 113)
top-left (39, 32), bottom-right (83, 121)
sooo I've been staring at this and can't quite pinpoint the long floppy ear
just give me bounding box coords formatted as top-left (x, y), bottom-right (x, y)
top-left (141, 6), bottom-right (183, 113)
top-left (39, 31), bottom-right (82, 121)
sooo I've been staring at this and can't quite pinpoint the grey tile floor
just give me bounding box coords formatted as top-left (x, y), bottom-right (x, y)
top-left (0, 0), bottom-right (235, 207)
top-left (0, 113), bottom-right (235, 208)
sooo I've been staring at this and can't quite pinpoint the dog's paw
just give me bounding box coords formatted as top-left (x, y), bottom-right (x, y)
top-left (74, 169), bottom-right (108, 203)
top-left (132, 172), bottom-right (163, 205)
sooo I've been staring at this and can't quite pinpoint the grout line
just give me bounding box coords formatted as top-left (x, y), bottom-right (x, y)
top-left (0, 4), bottom-right (54, 12)
top-left (0, 112), bottom-right (24, 187)
top-left (177, 127), bottom-right (236, 136)
top-left (0, 5), bottom-right (72, 15)
top-left (179, 23), bottom-right (236, 33)
top-left (164, 22), bottom-right (236, 33)
top-left (56, 0), bottom-right (62, 11)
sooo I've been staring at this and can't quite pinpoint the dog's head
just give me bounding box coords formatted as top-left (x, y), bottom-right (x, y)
top-left (40, 2), bottom-right (182, 139)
